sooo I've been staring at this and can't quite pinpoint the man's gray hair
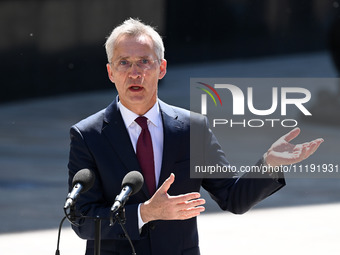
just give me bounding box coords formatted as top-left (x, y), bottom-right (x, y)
top-left (105, 18), bottom-right (165, 63)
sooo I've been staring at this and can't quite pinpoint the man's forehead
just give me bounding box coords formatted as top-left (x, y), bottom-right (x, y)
top-left (115, 34), bottom-right (154, 48)
top-left (113, 34), bottom-right (156, 59)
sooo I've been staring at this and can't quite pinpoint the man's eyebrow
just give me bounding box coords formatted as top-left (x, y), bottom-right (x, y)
top-left (116, 56), bottom-right (128, 59)
top-left (118, 55), bottom-right (152, 59)
top-left (112, 56), bottom-right (128, 63)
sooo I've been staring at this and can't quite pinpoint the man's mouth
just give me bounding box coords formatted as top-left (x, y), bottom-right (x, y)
top-left (129, 85), bottom-right (143, 91)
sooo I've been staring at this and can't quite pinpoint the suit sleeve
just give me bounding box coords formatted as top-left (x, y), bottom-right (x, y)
top-left (195, 116), bottom-right (285, 214)
top-left (67, 126), bottom-right (144, 241)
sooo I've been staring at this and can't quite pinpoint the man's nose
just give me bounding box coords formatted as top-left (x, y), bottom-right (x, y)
top-left (128, 63), bottom-right (142, 78)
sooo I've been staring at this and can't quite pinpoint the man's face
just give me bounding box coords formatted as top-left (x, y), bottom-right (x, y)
top-left (106, 34), bottom-right (167, 115)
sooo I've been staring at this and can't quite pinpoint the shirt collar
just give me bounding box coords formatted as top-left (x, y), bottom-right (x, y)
top-left (118, 100), bottom-right (161, 128)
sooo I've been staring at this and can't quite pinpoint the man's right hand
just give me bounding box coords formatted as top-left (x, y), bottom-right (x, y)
top-left (140, 173), bottom-right (205, 223)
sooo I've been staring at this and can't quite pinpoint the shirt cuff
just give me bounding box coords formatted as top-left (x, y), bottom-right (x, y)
top-left (262, 155), bottom-right (279, 180)
top-left (137, 203), bottom-right (146, 231)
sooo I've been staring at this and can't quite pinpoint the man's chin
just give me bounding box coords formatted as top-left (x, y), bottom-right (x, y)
top-left (122, 98), bottom-right (155, 115)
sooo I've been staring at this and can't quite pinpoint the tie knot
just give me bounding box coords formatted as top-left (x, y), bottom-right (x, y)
top-left (135, 116), bottom-right (148, 129)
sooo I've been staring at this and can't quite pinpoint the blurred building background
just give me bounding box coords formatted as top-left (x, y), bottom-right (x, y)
top-left (0, 0), bottom-right (339, 103)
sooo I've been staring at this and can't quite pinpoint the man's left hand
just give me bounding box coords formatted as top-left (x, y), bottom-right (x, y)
top-left (264, 127), bottom-right (324, 167)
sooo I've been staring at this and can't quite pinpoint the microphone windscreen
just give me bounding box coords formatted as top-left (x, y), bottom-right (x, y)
top-left (72, 168), bottom-right (95, 193)
top-left (122, 171), bottom-right (144, 195)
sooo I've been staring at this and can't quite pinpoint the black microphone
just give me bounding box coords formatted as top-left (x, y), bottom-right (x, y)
top-left (64, 168), bottom-right (95, 209)
top-left (111, 171), bottom-right (144, 213)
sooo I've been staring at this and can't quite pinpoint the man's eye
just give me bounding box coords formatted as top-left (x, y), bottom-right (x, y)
top-left (140, 59), bottom-right (150, 65)
top-left (119, 60), bottom-right (129, 66)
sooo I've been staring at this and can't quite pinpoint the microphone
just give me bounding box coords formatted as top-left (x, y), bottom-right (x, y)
top-left (64, 168), bottom-right (95, 209)
top-left (111, 171), bottom-right (144, 213)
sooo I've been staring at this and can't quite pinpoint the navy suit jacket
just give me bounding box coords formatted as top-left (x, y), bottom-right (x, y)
top-left (68, 97), bottom-right (285, 255)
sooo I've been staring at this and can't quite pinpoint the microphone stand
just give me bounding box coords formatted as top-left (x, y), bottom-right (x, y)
top-left (60, 206), bottom-right (106, 255)
top-left (60, 204), bottom-right (136, 255)
top-left (94, 216), bottom-right (101, 255)
top-left (55, 216), bottom-right (67, 255)
top-left (110, 207), bottom-right (136, 255)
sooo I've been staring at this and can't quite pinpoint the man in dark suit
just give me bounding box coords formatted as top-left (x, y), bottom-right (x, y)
top-left (67, 18), bottom-right (323, 255)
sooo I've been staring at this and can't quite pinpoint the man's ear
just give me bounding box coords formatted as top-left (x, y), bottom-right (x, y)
top-left (158, 59), bottom-right (167, 80)
top-left (106, 63), bottom-right (115, 83)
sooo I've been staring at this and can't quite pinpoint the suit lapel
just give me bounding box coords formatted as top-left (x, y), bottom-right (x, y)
top-left (102, 98), bottom-right (150, 197)
top-left (158, 100), bottom-right (184, 188)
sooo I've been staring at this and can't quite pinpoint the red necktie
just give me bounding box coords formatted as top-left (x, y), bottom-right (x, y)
top-left (135, 116), bottom-right (156, 195)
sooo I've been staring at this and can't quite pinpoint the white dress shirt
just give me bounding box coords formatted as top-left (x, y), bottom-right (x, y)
top-left (118, 100), bottom-right (164, 229)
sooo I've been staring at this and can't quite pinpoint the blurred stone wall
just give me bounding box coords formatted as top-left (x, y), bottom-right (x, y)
top-left (1, 0), bottom-right (339, 103)
top-left (0, 0), bottom-right (166, 102)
